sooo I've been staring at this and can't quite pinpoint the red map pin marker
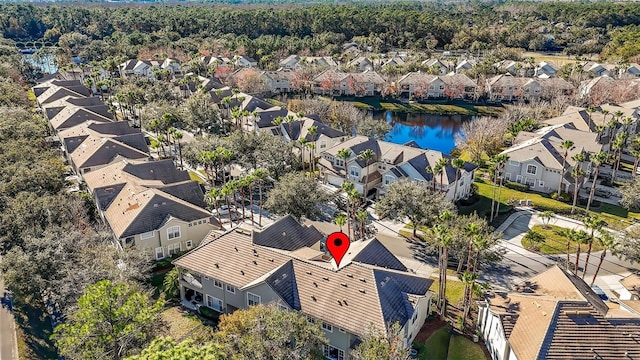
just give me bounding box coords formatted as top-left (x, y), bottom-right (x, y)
top-left (326, 232), bottom-right (350, 267)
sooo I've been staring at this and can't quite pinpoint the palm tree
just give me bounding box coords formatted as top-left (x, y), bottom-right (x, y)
top-left (611, 132), bottom-right (628, 182)
top-left (586, 106), bottom-right (596, 130)
top-left (253, 169), bottom-right (269, 227)
top-left (491, 154), bottom-right (509, 222)
top-left (163, 268), bottom-right (180, 299)
top-left (587, 151), bottom-right (610, 211)
top-left (426, 166), bottom-right (436, 192)
top-left (348, 189), bottom-right (361, 237)
top-left (342, 181), bottom-right (355, 240)
top-left (591, 231), bottom-right (617, 286)
top-left (306, 142), bottom-right (316, 176)
top-left (206, 188), bottom-right (224, 226)
top-left (630, 136), bottom-right (640, 178)
top-left (221, 184), bottom-right (235, 225)
top-left (308, 125), bottom-right (318, 171)
top-left (451, 158), bottom-right (465, 202)
top-left (356, 209), bottom-right (368, 240)
top-left (298, 138), bottom-right (308, 168)
top-left (358, 149), bottom-right (375, 200)
top-left (337, 148), bottom-right (352, 183)
top-left (171, 130), bottom-right (184, 168)
top-left (570, 230), bottom-right (590, 275)
top-left (199, 150), bottom-right (218, 186)
top-left (571, 165), bottom-right (585, 214)
top-left (217, 147), bottom-right (234, 184)
top-left (434, 210), bottom-right (454, 320)
top-left (460, 270), bottom-right (478, 321)
top-left (557, 140), bottom-right (574, 196)
top-left (435, 158), bottom-right (449, 192)
top-left (539, 211), bottom-right (555, 228)
top-left (523, 230), bottom-right (544, 249)
top-left (334, 213), bottom-right (347, 232)
top-left (582, 215), bottom-right (606, 279)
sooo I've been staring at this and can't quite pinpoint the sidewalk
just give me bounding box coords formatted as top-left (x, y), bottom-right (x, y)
top-left (0, 273), bottom-right (18, 360)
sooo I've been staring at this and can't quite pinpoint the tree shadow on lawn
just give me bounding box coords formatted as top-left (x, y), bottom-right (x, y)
top-left (13, 299), bottom-right (58, 360)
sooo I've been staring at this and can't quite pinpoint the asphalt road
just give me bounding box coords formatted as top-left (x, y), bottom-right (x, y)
top-left (0, 273), bottom-right (18, 360)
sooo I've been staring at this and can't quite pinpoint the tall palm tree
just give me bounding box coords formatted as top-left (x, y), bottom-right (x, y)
top-left (221, 183), bottom-right (235, 225)
top-left (206, 188), bottom-right (224, 226)
top-left (253, 169), bottom-right (269, 227)
top-left (573, 230), bottom-right (590, 275)
top-left (582, 215), bottom-right (606, 279)
top-left (460, 270), bottom-right (479, 321)
top-left (298, 138), bottom-right (308, 168)
top-left (591, 231), bottom-right (617, 286)
top-left (358, 149), bottom-right (376, 200)
top-left (217, 147), bottom-right (234, 184)
top-left (630, 136), bottom-right (640, 178)
top-left (356, 209), bottom-right (368, 240)
top-left (587, 151), bottom-right (610, 211)
top-left (172, 130), bottom-right (184, 168)
top-left (451, 158), bottom-right (465, 202)
top-left (611, 132), bottom-right (628, 182)
top-left (342, 181), bottom-right (355, 240)
top-left (434, 210), bottom-right (454, 320)
top-left (426, 166), bottom-right (436, 192)
top-left (334, 213), bottom-right (347, 232)
top-left (571, 165), bottom-right (585, 214)
top-left (491, 154), bottom-right (509, 222)
top-left (337, 148), bottom-right (352, 183)
top-left (435, 158), bottom-right (449, 193)
top-left (348, 188), bottom-right (361, 237)
top-left (557, 140), bottom-right (574, 196)
top-left (306, 142), bottom-right (316, 175)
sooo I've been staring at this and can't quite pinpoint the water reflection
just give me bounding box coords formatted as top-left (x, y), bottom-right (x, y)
top-left (373, 110), bottom-right (473, 154)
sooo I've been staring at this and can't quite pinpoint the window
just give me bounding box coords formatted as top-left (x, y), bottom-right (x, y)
top-left (526, 165), bottom-right (537, 175)
top-left (167, 226), bottom-right (181, 240)
top-left (206, 295), bottom-right (223, 312)
top-left (336, 159), bottom-right (344, 167)
top-left (124, 237), bottom-right (134, 246)
top-left (338, 328), bottom-right (346, 333)
top-left (213, 279), bottom-right (223, 288)
top-left (508, 160), bottom-right (519, 166)
top-left (505, 173), bottom-right (511, 181)
top-left (538, 180), bottom-right (545, 188)
top-left (384, 175), bottom-right (395, 185)
top-left (278, 303), bottom-right (289, 311)
top-left (247, 292), bottom-right (261, 307)
top-left (322, 322), bottom-right (333, 332)
top-left (167, 243), bottom-right (181, 256)
top-left (349, 166), bottom-right (359, 177)
top-left (322, 345), bottom-right (344, 360)
top-left (226, 284), bottom-right (235, 294)
top-left (320, 141), bottom-right (327, 149)
top-left (141, 231), bottom-right (155, 240)
top-left (186, 240), bottom-right (193, 249)
top-left (155, 247), bottom-right (164, 260)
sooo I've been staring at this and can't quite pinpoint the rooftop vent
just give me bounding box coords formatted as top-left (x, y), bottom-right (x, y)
top-left (313, 282), bottom-right (318, 287)
top-left (240, 270), bottom-right (245, 275)
top-left (311, 295), bottom-right (316, 302)
top-left (306, 271), bottom-right (312, 275)
top-left (253, 260), bottom-right (257, 265)
top-left (215, 263), bottom-right (219, 268)
top-left (359, 289), bottom-right (365, 294)
top-left (347, 274), bottom-right (353, 278)
top-left (359, 278), bottom-right (366, 283)
top-left (341, 283), bottom-right (348, 287)
top-left (234, 247), bottom-right (238, 252)
top-left (322, 277), bottom-right (329, 281)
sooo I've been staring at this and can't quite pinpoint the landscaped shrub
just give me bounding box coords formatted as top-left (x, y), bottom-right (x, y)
top-left (504, 181), bottom-right (529, 192)
top-left (551, 191), bottom-right (571, 202)
top-left (198, 306), bottom-right (221, 321)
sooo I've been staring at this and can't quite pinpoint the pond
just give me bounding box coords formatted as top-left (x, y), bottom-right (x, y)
top-left (22, 52), bottom-right (58, 74)
top-left (373, 110), bottom-right (473, 154)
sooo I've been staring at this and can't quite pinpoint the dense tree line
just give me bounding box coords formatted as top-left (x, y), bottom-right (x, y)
top-left (3, 2), bottom-right (640, 65)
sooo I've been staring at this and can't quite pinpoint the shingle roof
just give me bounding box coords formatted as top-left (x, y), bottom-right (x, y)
top-left (174, 223), bottom-right (432, 337)
top-left (49, 107), bottom-right (113, 131)
top-left (487, 266), bottom-right (640, 360)
top-left (251, 215), bottom-right (324, 251)
top-left (105, 186), bottom-right (213, 238)
top-left (70, 135), bottom-right (149, 170)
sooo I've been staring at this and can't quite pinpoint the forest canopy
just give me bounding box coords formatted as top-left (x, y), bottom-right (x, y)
top-left (3, 2), bottom-right (640, 64)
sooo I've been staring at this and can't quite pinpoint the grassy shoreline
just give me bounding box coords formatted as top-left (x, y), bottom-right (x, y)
top-left (334, 96), bottom-right (504, 117)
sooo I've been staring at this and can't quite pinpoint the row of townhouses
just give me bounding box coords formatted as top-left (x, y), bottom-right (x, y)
top-left (33, 78), bottom-right (221, 260)
top-left (499, 103), bottom-right (640, 195)
top-left (174, 215), bottom-right (435, 359)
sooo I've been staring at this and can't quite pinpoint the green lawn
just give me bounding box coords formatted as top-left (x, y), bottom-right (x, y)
top-left (447, 334), bottom-right (488, 360)
top-left (429, 278), bottom-right (466, 306)
top-left (188, 170), bottom-right (206, 184)
top-left (472, 180), bottom-right (640, 230)
top-left (525, 225), bottom-right (604, 255)
top-left (419, 326), bottom-right (451, 360)
top-left (415, 326), bottom-right (487, 360)
top-left (333, 96), bottom-right (503, 116)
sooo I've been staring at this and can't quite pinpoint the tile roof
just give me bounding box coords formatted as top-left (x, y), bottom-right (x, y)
top-left (174, 222), bottom-right (432, 336)
top-left (621, 274), bottom-right (640, 298)
top-left (282, 118), bottom-right (345, 142)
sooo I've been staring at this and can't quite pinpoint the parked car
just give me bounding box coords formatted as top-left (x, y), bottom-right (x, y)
top-left (594, 188), bottom-right (612, 198)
